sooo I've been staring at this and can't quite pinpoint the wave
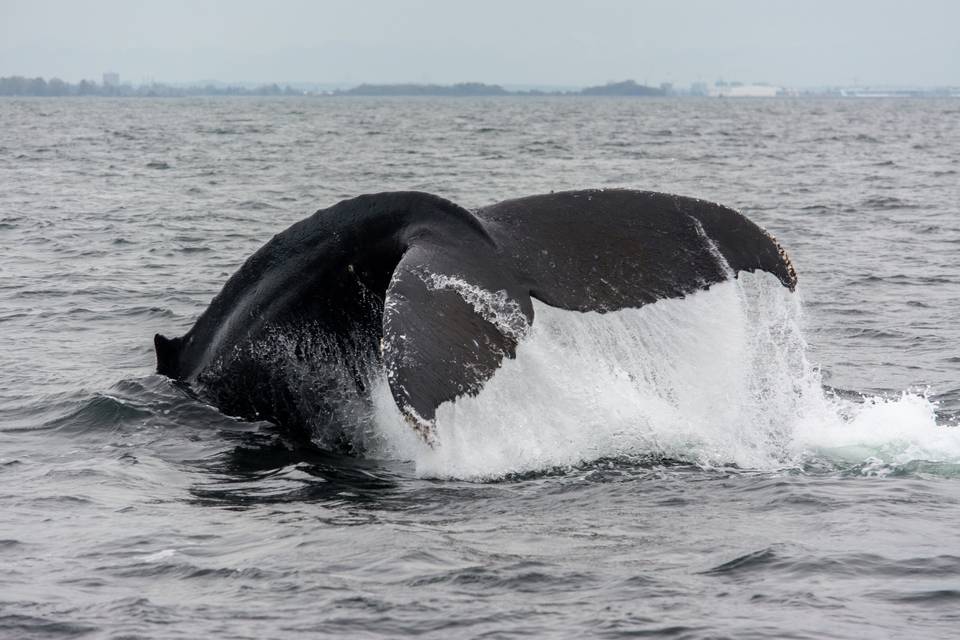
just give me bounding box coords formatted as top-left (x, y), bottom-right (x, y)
top-left (365, 272), bottom-right (956, 480)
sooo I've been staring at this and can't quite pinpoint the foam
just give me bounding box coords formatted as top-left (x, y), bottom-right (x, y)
top-left (421, 272), bottom-right (529, 340)
top-left (367, 271), bottom-right (959, 480)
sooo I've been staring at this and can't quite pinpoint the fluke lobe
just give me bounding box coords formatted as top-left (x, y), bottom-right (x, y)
top-left (154, 189), bottom-right (796, 445)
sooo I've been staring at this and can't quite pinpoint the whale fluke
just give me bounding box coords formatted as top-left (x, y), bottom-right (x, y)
top-left (154, 189), bottom-right (796, 444)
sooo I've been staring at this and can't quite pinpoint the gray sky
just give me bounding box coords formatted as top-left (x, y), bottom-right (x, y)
top-left (1, 0), bottom-right (957, 87)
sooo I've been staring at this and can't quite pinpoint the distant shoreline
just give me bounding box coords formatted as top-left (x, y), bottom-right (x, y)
top-left (0, 77), bottom-right (668, 98)
top-left (1, 76), bottom-right (958, 98)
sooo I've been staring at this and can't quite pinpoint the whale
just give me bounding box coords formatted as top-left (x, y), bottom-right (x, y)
top-left (154, 189), bottom-right (796, 446)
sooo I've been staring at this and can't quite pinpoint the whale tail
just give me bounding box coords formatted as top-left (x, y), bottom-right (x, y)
top-left (153, 189), bottom-right (797, 442)
top-left (154, 333), bottom-right (182, 378)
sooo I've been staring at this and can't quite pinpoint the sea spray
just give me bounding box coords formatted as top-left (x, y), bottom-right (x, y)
top-left (370, 271), bottom-right (956, 479)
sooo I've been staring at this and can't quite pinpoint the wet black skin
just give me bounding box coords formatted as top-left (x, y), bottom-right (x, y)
top-left (155, 189), bottom-right (795, 445)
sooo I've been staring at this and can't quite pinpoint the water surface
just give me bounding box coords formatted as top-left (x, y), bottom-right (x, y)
top-left (1, 97), bottom-right (959, 639)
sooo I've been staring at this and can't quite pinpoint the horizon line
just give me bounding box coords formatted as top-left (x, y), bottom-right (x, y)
top-left (2, 74), bottom-right (959, 92)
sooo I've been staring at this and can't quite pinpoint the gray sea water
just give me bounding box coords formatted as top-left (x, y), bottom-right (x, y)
top-left (1, 96), bottom-right (959, 639)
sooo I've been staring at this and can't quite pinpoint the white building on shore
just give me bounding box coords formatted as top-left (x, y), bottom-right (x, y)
top-left (710, 83), bottom-right (781, 97)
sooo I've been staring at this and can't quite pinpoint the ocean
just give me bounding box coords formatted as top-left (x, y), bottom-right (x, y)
top-left (1, 96), bottom-right (958, 638)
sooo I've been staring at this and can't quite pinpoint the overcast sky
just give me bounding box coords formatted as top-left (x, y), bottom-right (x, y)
top-left (1, 0), bottom-right (957, 87)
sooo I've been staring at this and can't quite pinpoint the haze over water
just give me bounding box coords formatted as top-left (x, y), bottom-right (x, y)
top-left (1, 96), bottom-right (959, 638)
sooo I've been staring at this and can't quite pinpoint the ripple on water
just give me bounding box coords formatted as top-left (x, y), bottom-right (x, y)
top-left (0, 614), bottom-right (98, 640)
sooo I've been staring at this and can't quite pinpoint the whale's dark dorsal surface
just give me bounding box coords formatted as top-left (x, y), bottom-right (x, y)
top-left (155, 189), bottom-right (795, 443)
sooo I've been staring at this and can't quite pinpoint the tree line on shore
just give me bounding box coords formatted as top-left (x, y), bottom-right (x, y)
top-left (0, 76), bottom-right (306, 97)
top-left (0, 76), bottom-right (667, 97)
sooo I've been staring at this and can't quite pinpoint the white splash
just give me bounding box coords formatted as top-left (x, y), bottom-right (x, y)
top-left (421, 272), bottom-right (529, 340)
top-left (368, 271), bottom-right (957, 480)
